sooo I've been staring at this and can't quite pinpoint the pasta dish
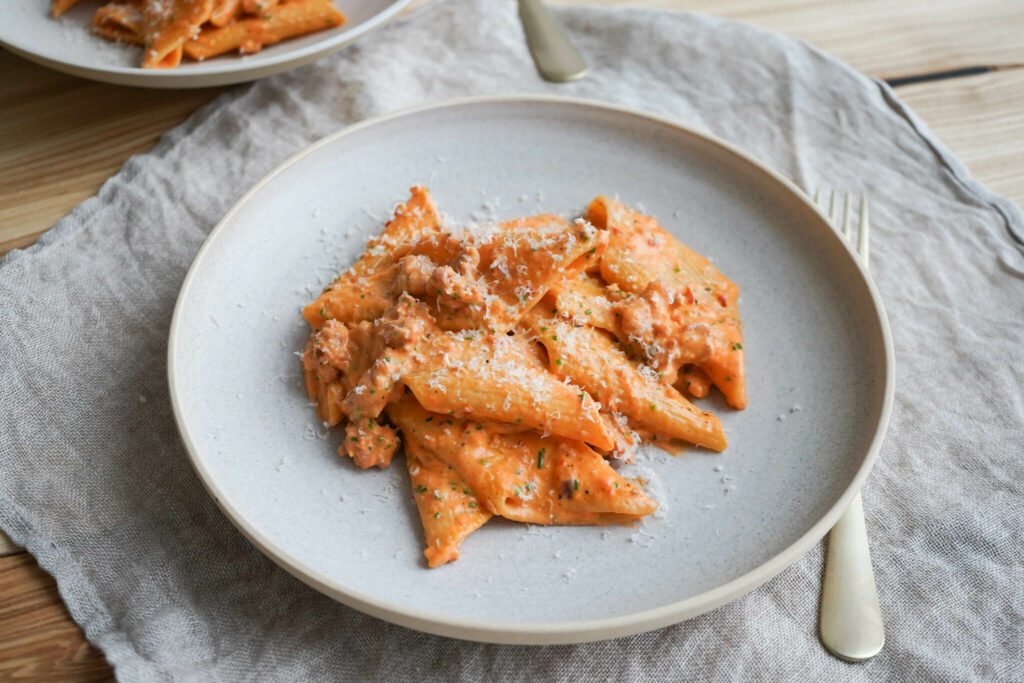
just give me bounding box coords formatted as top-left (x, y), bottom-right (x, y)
top-left (300, 188), bottom-right (747, 567)
top-left (49, 0), bottom-right (346, 68)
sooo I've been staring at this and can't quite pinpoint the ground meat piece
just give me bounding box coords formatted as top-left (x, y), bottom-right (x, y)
top-left (613, 281), bottom-right (713, 384)
top-left (340, 418), bottom-right (401, 469)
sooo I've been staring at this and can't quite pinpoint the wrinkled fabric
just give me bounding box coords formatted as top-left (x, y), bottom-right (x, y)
top-left (1, 0), bottom-right (1022, 680)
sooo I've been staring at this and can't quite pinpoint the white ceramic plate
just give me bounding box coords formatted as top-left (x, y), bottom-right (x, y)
top-left (169, 96), bottom-right (894, 644)
top-left (1, 0), bottom-right (411, 88)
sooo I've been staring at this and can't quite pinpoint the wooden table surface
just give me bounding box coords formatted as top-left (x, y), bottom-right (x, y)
top-left (2, 0), bottom-right (1022, 678)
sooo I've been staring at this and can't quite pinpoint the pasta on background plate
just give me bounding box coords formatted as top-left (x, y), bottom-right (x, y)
top-left (300, 187), bottom-right (747, 567)
top-left (50, 0), bottom-right (346, 68)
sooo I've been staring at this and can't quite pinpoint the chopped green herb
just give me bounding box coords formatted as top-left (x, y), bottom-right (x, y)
top-left (551, 334), bottom-right (558, 341)
top-left (536, 448), bottom-right (546, 469)
top-left (434, 512), bottom-right (440, 519)
top-left (674, 266), bottom-right (681, 273)
top-left (415, 485), bottom-right (428, 494)
top-left (649, 403), bottom-right (658, 411)
top-left (584, 309), bottom-right (592, 315)
top-left (468, 502), bottom-right (477, 508)
top-left (732, 342), bottom-right (743, 350)
top-left (425, 417), bottom-right (433, 422)
top-left (555, 358), bottom-right (563, 366)
top-left (573, 479), bottom-right (580, 491)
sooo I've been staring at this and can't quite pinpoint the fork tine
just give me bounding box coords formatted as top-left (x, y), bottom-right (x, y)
top-left (842, 193), bottom-right (852, 240)
top-left (814, 188), bottom-right (824, 210)
top-left (830, 190), bottom-right (839, 225)
top-left (858, 197), bottom-right (870, 265)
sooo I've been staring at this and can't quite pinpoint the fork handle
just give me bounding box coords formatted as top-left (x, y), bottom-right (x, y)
top-left (820, 493), bottom-right (885, 661)
top-left (518, 0), bottom-right (588, 82)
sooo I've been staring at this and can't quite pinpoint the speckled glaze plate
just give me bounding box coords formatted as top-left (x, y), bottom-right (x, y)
top-left (0, 0), bottom-right (411, 88)
top-left (169, 96), bottom-right (894, 644)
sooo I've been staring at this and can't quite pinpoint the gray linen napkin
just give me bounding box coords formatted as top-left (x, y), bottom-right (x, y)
top-left (2, 0), bottom-right (1022, 679)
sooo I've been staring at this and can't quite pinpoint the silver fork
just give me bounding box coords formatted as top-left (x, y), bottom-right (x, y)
top-left (518, 0), bottom-right (588, 82)
top-left (814, 190), bottom-right (885, 662)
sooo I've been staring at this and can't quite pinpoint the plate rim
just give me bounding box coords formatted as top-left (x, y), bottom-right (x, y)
top-left (167, 94), bottom-right (896, 644)
top-left (0, 0), bottom-right (413, 88)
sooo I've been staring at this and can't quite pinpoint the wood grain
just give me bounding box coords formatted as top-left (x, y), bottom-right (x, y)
top-left (0, 51), bottom-right (225, 254)
top-left (0, 530), bottom-right (20, 556)
top-left (0, 554), bottom-right (113, 681)
top-left (555, 0), bottom-right (1024, 80)
top-left (896, 68), bottom-right (1024, 209)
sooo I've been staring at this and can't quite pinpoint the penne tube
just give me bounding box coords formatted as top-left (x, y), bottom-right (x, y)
top-left (676, 364), bottom-right (712, 399)
top-left (526, 303), bottom-right (727, 451)
top-left (51, 0), bottom-right (82, 17)
top-left (304, 265), bottom-right (399, 329)
top-left (401, 437), bottom-right (491, 568)
top-left (546, 272), bottom-right (619, 333)
top-left (388, 396), bottom-right (656, 526)
top-left (403, 332), bottom-right (617, 451)
top-left (241, 0), bottom-right (278, 15)
top-left (183, 0), bottom-right (345, 61)
top-left (209, 0), bottom-right (241, 26)
top-left (141, 0), bottom-right (214, 68)
top-left (587, 195), bottom-right (747, 409)
top-left (91, 3), bottom-right (146, 44)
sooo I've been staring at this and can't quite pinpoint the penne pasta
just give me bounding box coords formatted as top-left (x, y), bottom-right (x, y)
top-left (209, 0), bottom-right (241, 26)
top-left (587, 196), bottom-right (747, 409)
top-left (402, 330), bottom-right (618, 451)
top-left (91, 3), bottom-right (146, 44)
top-left (676, 364), bottom-right (712, 399)
top-left (547, 272), bottom-right (620, 333)
top-left (402, 435), bottom-right (491, 567)
top-left (241, 0), bottom-right (277, 15)
top-left (52, 0), bottom-right (347, 68)
top-left (298, 188), bottom-right (747, 566)
top-left (182, 0), bottom-right (345, 60)
top-left (388, 396), bottom-right (656, 527)
top-left (51, 0), bottom-right (82, 17)
top-left (303, 186), bottom-right (441, 329)
top-left (525, 301), bottom-right (727, 451)
top-left (141, 0), bottom-right (214, 69)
